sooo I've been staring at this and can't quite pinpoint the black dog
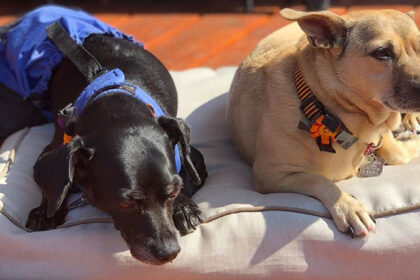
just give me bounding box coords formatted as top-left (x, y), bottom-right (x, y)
top-left (0, 7), bottom-right (207, 265)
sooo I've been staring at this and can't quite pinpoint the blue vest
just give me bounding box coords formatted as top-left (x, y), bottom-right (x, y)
top-left (0, 5), bottom-right (181, 173)
top-left (0, 5), bottom-right (141, 99)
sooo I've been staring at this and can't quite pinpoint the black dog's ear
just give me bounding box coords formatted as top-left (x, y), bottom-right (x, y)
top-left (68, 136), bottom-right (95, 183)
top-left (33, 135), bottom-right (94, 218)
top-left (158, 117), bottom-right (201, 186)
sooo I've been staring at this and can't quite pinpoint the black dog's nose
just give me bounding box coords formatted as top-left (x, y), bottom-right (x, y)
top-left (153, 242), bottom-right (181, 263)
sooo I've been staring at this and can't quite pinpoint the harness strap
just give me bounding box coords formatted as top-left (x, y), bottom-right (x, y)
top-left (292, 65), bottom-right (358, 153)
top-left (47, 22), bottom-right (105, 82)
top-left (85, 84), bottom-right (134, 107)
top-left (57, 83), bottom-right (134, 138)
top-left (57, 83), bottom-right (154, 144)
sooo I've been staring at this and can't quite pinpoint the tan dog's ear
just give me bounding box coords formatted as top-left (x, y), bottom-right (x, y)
top-left (406, 10), bottom-right (415, 20)
top-left (280, 8), bottom-right (346, 49)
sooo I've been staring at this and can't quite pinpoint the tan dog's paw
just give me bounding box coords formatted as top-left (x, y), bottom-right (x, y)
top-left (402, 113), bottom-right (420, 132)
top-left (329, 193), bottom-right (376, 238)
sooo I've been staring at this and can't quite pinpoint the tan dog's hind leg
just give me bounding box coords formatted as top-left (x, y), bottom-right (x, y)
top-left (253, 163), bottom-right (376, 237)
top-left (376, 129), bottom-right (420, 165)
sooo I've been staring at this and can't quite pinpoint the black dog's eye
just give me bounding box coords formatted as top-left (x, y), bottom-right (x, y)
top-left (371, 47), bottom-right (394, 61)
top-left (120, 200), bottom-right (136, 209)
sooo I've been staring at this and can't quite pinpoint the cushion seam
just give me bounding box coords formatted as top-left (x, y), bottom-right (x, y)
top-left (0, 127), bottom-right (30, 179)
top-left (1, 203), bottom-right (419, 232)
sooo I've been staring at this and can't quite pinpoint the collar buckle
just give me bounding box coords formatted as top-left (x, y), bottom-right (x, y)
top-left (336, 130), bottom-right (359, 150)
top-left (57, 103), bottom-right (78, 135)
top-left (322, 112), bottom-right (341, 132)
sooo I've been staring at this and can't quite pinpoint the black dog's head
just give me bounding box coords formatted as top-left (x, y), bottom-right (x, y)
top-left (35, 97), bottom-right (201, 264)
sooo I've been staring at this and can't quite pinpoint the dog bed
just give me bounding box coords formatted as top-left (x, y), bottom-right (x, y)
top-left (0, 67), bottom-right (419, 279)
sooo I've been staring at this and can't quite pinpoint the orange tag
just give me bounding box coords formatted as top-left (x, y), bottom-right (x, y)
top-left (63, 133), bottom-right (73, 145)
top-left (309, 116), bottom-right (325, 138)
top-left (309, 115), bottom-right (340, 143)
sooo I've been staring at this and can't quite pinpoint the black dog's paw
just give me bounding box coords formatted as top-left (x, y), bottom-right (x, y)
top-left (25, 205), bottom-right (66, 231)
top-left (173, 194), bottom-right (203, 236)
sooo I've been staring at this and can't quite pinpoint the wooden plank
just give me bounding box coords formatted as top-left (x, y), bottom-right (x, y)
top-left (411, 6), bottom-right (420, 28)
top-left (93, 13), bottom-right (131, 28)
top-left (117, 14), bottom-right (200, 48)
top-left (329, 6), bottom-right (348, 15)
top-left (347, 5), bottom-right (415, 13)
top-left (204, 15), bottom-right (290, 68)
top-left (204, 6), bottom-right (348, 68)
top-left (0, 16), bottom-right (15, 26)
top-left (148, 14), bottom-right (270, 70)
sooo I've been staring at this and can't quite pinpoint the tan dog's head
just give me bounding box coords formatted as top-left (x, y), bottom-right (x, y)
top-left (280, 8), bottom-right (420, 112)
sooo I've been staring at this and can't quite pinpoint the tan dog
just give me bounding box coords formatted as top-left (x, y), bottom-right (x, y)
top-left (227, 8), bottom-right (420, 238)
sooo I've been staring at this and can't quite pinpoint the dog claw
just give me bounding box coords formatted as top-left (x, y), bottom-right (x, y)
top-left (190, 221), bottom-right (196, 231)
top-left (26, 204), bottom-right (67, 231)
top-left (173, 195), bottom-right (203, 236)
top-left (370, 214), bottom-right (376, 224)
top-left (347, 226), bottom-right (355, 239)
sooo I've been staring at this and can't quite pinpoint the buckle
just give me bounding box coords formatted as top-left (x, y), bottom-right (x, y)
top-left (322, 112), bottom-right (340, 132)
top-left (57, 103), bottom-right (78, 136)
top-left (336, 130), bottom-right (358, 149)
top-left (91, 67), bottom-right (108, 81)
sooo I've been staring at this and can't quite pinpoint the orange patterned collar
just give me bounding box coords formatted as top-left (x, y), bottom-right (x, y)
top-left (293, 65), bottom-right (358, 153)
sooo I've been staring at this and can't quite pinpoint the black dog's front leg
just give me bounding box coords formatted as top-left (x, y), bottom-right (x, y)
top-left (174, 145), bottom-right (207, 235)
top-left (172, 193), bottom-right (203, 236)
top-left (26, 195), bottom-right (68, 231)
top-left (26, 141), bottom-right (74, 231)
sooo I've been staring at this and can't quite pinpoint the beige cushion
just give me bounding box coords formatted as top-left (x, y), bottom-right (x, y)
top-left (0, 67), bottom-right (419, 279)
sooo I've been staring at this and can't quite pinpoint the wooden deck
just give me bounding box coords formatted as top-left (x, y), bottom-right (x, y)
top-left (1, 1), bottom-right (420, 70)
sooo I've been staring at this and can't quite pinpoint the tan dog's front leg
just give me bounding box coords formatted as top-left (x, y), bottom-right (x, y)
top-left (254, 166), bottom-right (376, 237)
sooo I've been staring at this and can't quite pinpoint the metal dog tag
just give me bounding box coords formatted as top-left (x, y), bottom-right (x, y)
top-left (358, 154), bottom-right (386, 177)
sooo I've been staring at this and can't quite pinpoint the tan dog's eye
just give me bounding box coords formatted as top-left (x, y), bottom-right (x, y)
top-left (371, 47), bottom-right (394, 61)
top-left (120, 200), bottom-right (136, 209)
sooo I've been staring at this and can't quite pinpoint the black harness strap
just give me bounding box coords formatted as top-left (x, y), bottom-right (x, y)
top-left (46, 22), bottom-right (105, 82)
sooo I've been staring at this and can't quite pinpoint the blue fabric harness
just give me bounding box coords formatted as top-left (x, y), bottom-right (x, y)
top-left (72, 68), bottom-right (182, 173)
top-left (0, 5), bottom-right (182, 173)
